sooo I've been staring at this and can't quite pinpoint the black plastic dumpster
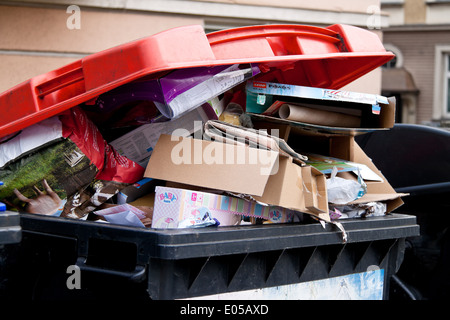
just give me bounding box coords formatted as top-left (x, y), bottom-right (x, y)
top-left (2, 211), bottom-right (417, 300)
top-left (356, 124), bottom-right (450, 300)
top-left (0, 211), bottom-right (22, 297)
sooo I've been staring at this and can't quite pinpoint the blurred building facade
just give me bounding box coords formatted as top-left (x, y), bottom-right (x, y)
top-left (0, 1), bottom-right (386, 101)
top-left (381, 0), bottom-right (450, 126)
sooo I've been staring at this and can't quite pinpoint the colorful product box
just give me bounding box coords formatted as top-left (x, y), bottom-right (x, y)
top-left (245, 80), bottom-right (388, 115)
top-left (152, 186), bottom-right (294, 229)
top-left (245, 80), bottom-right (395, 135)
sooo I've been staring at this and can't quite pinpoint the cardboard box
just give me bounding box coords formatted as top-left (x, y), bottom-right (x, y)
top-left (284, 127), bottom-right (407, 214)
top-left (252, 159), bottom-right (328, 219)
top-left (246, 80), bottom-right (396, 135)
top-left (347, 141), bottom-right (406, 213)
top-left (254, 121), bottom-right (356, 165)
top-left (145, 134), bottom-right (330, 221)
top-left (152, 186), bottom-right (293, 229)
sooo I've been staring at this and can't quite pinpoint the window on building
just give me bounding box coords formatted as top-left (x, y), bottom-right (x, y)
top-left (432, 46), bottom-right (450, 121)
top-left (381, 44), bottom-right (403, 69)
top-left (446, 54), bottom-right (450, 115)
top-left (382, 53), bottom-right (398, 68)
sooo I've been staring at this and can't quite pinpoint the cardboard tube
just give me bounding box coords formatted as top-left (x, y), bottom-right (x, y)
top-left (279, 104), bottom-right (361, 128)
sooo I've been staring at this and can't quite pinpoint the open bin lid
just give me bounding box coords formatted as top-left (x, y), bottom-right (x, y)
top-left (0, 24), bottom-right (393, 140)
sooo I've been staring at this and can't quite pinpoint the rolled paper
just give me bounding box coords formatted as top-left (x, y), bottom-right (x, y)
top-left (278, 104), bottom-right (361, 128)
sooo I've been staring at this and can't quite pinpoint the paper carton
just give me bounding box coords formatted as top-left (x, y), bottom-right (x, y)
top-left (348, 141), bottom-right (406, 213)
top-left (152, 186), bottom-right (293, 229)
top-left (252, 158), bottom-right (329, 221)
top-left (145, 134), bottom-right (278, 196)
top-left (284, 127), bottom-right (407, 213)
top-left (246, 80), bottom-right (396, 135)
top-left (145, 134), bottom-right (330, 221)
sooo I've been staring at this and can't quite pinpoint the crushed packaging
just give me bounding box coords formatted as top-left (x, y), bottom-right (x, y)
top-left (152, 186), bottom-right (293, 229)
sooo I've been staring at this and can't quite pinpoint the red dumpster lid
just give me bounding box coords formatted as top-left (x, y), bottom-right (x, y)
top-left (0, 24), bottom-right (393, 139)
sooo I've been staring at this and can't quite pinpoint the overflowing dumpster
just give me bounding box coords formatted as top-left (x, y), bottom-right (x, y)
top-left (0, 24), bottom-right (419, 301)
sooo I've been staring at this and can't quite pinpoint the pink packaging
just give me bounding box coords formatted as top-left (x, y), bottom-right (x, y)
top-left (152, 186), bottom-right (294, 229)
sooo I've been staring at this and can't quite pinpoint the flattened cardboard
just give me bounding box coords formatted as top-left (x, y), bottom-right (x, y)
top-left (145, 134), bottom-right (278, 197)
top-left (145, 134), bottom-right (330, 221)
top-left (253, 158), bottom-right (329, 221)
top-left (348, 141), bottom-right (407, 212)
top-left (285, 125), bottom-right (406, 213)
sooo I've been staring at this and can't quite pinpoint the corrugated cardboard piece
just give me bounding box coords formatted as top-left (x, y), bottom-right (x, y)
top-left (284, 126), bottom-right (407, 214)
top-left (145, 134), bottom-right (278, 197)
top-left (252, 158), bottom-right (329, 221)
top-left (347, 141), bottom-right (407, 212)
top-left (145, 134), bottom-right (330, 221)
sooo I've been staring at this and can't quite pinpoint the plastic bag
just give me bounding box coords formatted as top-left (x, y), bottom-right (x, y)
top-left (330, 201), bottom-right (387, 219)
top-left (326, 166), bottom-right (366, 205)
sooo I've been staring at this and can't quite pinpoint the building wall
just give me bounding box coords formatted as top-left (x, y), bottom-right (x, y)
top-left (0, 1), bottom-right (385, 95)
top-left (195, 0), bottom-right (381, 14)
top-left (381, 0), bottom-right (450, 125)
top-left (403, 0), bottom-right (426, 24)
top-left (426, 2), bottom-right (450, 25)
top-left (0, 4), bottom-right (203, 92)
top-left (382, 0), bottom-right (450, 26)
top-left (383, 28), bottom-right (450, 124)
